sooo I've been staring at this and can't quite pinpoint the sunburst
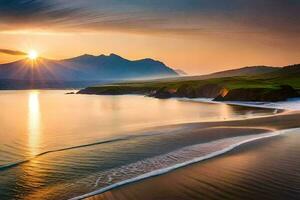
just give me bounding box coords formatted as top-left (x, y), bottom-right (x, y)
top-left (28, 50), bottom-right (39, 60)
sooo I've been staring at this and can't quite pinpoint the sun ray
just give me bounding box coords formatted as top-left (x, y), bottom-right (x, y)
top-left (28, 50), bottom-right (39, 60)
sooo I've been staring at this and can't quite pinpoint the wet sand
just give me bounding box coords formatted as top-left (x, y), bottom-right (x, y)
top-left (88, 130), bottom-right (300, 200)
top-left (83, 111), bottom-right (300, 200)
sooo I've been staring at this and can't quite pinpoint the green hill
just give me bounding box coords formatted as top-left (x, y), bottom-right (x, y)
top-left (78, 64), bottom-right (300, 102)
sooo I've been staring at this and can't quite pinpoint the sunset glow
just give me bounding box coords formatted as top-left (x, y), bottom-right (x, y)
top-left (28, 50), bottom-right (38, 60)
top-left (0, 1), bottom-right (299, 74)
top-left (0, 1), bottom-right (300, 199)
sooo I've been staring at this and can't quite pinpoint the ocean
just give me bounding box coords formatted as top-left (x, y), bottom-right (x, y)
top-left (0, 90), bottom-right (280, 199)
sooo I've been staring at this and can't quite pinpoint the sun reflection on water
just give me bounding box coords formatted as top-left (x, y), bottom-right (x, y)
top-left (220, 103), bottom-right (232, 120)
top-left (28, 90), bottom-right (41, 156)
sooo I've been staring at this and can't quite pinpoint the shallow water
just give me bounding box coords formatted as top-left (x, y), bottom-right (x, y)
top-left (0, 90), bottom-right (277, 199)
top-left (89, 129), bottom-right (300, 200)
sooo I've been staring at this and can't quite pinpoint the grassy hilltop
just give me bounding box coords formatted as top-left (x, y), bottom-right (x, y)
top-left (78, 64), bottom-right (300, 102)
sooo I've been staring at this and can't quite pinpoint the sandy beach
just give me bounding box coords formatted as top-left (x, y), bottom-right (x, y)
top-left (78, 111), bottom-right (300, 200)
top-left (2, 92), bottom-right (300, 200)
top-left (88, 129), bottom-right (300, 200)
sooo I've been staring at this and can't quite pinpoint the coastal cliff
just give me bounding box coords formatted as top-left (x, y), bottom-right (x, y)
top-left (78, 84), bottom-right (300, 102)
top-left (78, 63), bottom-right (300, 102)
top-left (148, 84), bottom-right (224, 99)
top-left (214, 85), bottom-right (299, 102)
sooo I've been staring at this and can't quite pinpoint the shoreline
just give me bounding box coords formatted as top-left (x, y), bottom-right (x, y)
top-left (71, 128), bottom-right (297, 200)
top-left (77, 91), bottom-right (300, 112)
top-left (0, 94), bottom-right (284, 172)
top-left (68, 110), bottom-right (300, 200)
top-left (178, 97), bottom-right (300, 111)
top-left (2, 91), bottom-right (298, 200)
top-left (87, 128), bottom-right (300, 200)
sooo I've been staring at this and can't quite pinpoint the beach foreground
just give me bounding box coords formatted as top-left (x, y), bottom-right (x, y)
top-left (88, 128), bottom-right (300, 200)
top-left (2, 91), bottom-right (297, 200)
top-left (1, 91), bottom-right (300, 200)
top-left (64, 111), bottom-right (300, 200)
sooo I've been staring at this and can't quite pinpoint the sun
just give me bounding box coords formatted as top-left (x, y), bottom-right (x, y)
top-left (28, 50), bottom-right (39, 60)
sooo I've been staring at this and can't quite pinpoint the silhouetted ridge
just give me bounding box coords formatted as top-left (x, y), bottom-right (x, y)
top-left (108, 53), bottom-right (125, 59)
top-left (0, 53), bottom-right (178, 83)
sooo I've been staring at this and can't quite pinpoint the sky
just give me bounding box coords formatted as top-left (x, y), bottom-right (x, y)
top-left (0, 0), bottom-right (299, 74)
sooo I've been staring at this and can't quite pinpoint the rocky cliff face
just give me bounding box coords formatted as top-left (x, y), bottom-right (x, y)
top-left (79, 84), bottom-right (300, 102)
top-left (214, 85), bottom-right (299, 102)
top-left (148, 84), bottom-right (223, 99)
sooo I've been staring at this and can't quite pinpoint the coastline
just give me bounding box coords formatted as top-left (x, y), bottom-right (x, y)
top-left (68, 110), bottom-right (300, 200)
top-left (86, 128), bottom-right (300, 200)
top-left (2, 90), bottom-right (299, 200)
top-left (178, 97), bottom-right (300, 111)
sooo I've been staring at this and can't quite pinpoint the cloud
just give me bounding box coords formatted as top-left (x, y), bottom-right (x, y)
top-left (0, 0), bottom-right (84, 30)
top-left (0, 49), bottom-right (26, 56)
top-left (0, 0), bottom-right (299, 38)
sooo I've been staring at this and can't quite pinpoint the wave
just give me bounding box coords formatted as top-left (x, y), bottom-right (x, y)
top-left (69, 128), bottom-right (298, 200)
top-left (2, 97), bottom-right (287, 171)
top-left (179, 97), bottom-right (300, 111)
top-left (0, 131), bottom-right (176, 171)
top-left (0, 137), bottom-right (128, 171)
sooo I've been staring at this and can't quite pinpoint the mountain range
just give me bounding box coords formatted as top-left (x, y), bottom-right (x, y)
top-left (0, 52), bottom-right (299, 90)
top-left (0, 53), bottom-right (178, 82)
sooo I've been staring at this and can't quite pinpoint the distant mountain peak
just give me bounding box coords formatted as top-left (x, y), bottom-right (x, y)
top-left (0, 53), bottom-right (178, 82)
top-left (62, 54), bottom-right (95, 62)
top-left (107, 53), bottom-right (127, 61)
top-left (97, 53), bottom-right (126, 61)
top-left (76, 54), bottom-right (95, 58)
top-left (109, 53), bottom-right (122, 57)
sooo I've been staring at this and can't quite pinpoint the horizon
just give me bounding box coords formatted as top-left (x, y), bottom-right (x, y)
top-left (1, 51), bottom-right (299, 77)
top-left (1, 1), bottom-right (300, 199)
top-left (0, 0), bottom-right (299, 75)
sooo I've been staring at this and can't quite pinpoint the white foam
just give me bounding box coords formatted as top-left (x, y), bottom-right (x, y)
top-left (70, 128), bottom-right (299, 200)
top-left (180, 97), bottom-right (300, 111)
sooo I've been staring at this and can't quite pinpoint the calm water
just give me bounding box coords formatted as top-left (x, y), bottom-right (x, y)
top-left (0, 90), bottom-right (277, 199)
